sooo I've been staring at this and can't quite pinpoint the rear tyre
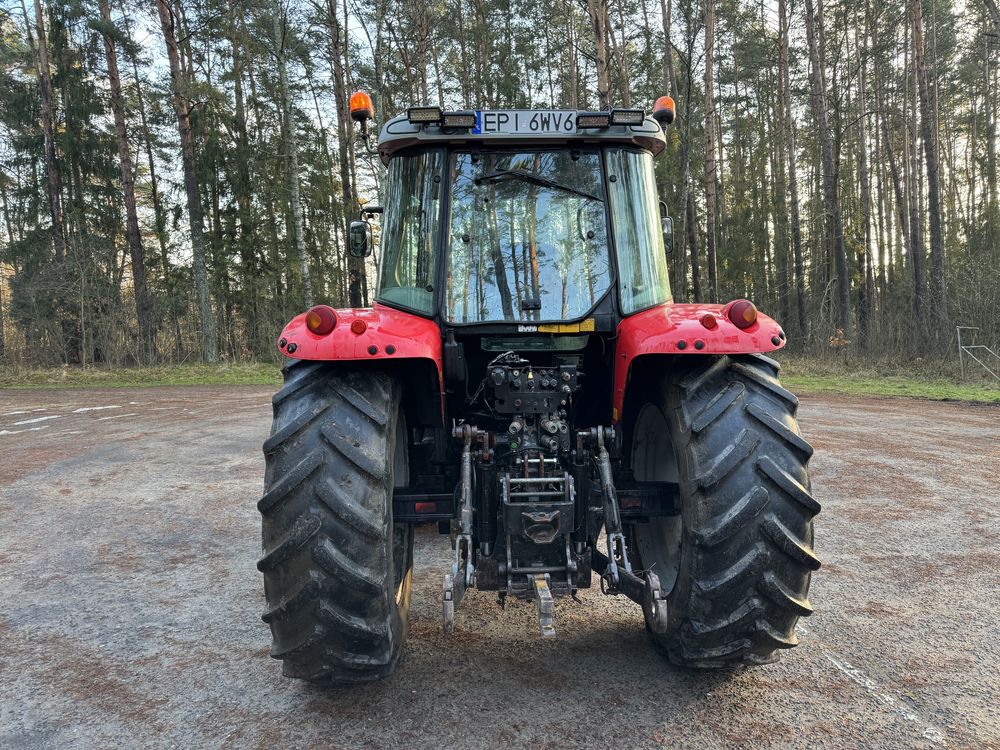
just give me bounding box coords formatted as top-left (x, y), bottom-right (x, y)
top-left (258, 360), bottom-right (413, 684)
top-left (630, 354), bottom-right (820, 668)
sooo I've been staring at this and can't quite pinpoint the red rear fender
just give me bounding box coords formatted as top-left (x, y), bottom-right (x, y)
top-left (278, 303), bottom-right (444, 406)
top-left (612, 302), bottom-right (786, 422)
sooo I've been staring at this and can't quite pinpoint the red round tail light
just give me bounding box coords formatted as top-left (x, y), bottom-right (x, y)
top-left (726, 299), bottom-right (758, 329)
top-left (350, 319), bottom-right (368, 335)
top-left (699, 313), bottom-right (718, 330)
top-left (305, 305), bottom-right (338, 335)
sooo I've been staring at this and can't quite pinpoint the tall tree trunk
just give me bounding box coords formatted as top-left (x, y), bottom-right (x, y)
top-left (455, 0), bottom-right (471, 106)
top-left (987, 26), bottom-right (999, 212)
top-left (804, 0), bottom-right (850, 335)
top-left (245, 62), bottom-right (286, 307)
top-left (0, 268), bottom-right (4, 360)
top-left (607, 1), bottom-right (630, 106)
top-left (342, 0), bottom-right (365, 303)
top-left (686, 193), bottom-right (701, 301)
top-left (873, 92), bottom-right (889, 298)
top-left (880, 106), bottom-right (912, 283)
top-left (771, 65), bottom-right (790, 326)
top-left (904, 27), bottom-right (925, 328)
top-left (28, 0), bottom-right (65, 264)
top-left (856, 15), bottom-right (874, 339)
top-left (0, 161), bottom-right (9, 356)
top-left (678, 7), bottom-right (699, 301)
top-left (587, 0), bottom-right (611, 108)
top-left (228, 5), bottom-right (263, 350)
top-left (327, 0), bottom-right (363, 306)
top-left (274, 4), bottom-right (313, 308)
top-left (99, 0), bottom-right (154, 360)
top-left (0, 218), bottom-right (5, 358)
top-left (119, 0), bottom-right (181, 356)
top-left (0, 163), bottom-right (14, 359)
top-left (567, 3), bottom-right (579, 108)
top-left (230, 8), bottom-right (255, 257)
top-left (659, 0), bottom-right (678, 99)
top-left (0, 172), bottom-right (15, 246)
top-left (779, 0), bottom-right (807, 338)
top-left (911, 0), bottom-right (948, 335)
top-left (155, 0), bottom-right (217, 362)
top-left (983, 0), bottom-right (1000, 32)
top-left (703, 0), bottom-right (718, 303)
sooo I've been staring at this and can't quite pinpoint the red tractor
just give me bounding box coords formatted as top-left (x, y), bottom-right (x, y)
top-left (258, 95), bottom-right (819, 684)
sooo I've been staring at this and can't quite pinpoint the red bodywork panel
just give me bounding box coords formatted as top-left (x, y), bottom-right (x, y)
top-left (278, 302), bottom-right (444, 398)
top-left (612, 302), bottom-right (785, 423)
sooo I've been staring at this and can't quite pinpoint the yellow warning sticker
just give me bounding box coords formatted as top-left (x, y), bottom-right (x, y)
top-left (537, 318), bottom-right (596, 334)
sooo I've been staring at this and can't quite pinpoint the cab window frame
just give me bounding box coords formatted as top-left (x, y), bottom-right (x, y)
top-left (374, 146), bottom-right (447, 316)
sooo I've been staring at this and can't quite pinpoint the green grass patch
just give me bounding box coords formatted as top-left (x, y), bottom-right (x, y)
top-left (775, 353), bottom-right (999, 404)
top-left (780, 372), bottom-right (1000, 404)
top-left (0, 362), bottom-right (283, 389)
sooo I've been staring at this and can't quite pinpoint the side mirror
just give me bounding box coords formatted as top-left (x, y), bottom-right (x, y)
top-left (349, 220), bottom-right (372, 258)
top-left (659, 201), bottom-right (674, 255)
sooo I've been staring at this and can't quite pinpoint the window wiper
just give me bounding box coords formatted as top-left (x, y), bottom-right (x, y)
top-left (475, 169), bottom-right (603, 202)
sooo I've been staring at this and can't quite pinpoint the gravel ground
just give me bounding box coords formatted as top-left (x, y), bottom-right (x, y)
top-left (0, 385), bottom-right (997, 750)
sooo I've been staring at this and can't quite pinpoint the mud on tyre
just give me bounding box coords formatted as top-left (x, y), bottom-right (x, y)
top-left (258, 360), bottom-right (413, 683)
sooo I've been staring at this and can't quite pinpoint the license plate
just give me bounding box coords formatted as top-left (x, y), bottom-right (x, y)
top-left (472, 110), bottom-right (577, 135)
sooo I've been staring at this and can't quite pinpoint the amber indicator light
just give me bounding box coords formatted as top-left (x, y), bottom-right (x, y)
top-left (350, 91), bottom-right (374, 122)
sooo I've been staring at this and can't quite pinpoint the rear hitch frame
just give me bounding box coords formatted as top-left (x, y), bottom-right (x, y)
top-left (592, 548), bottom-right (669, 634)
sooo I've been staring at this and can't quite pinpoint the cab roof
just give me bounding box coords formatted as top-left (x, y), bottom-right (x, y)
top-left (376, 109), bottom-right (667, 165)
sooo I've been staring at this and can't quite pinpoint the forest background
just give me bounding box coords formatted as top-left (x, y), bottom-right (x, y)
top-left (0, 0), bottom-right (998, 384)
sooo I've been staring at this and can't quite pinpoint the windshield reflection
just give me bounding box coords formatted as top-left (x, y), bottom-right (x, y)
top-left (446, 151), bottom-right (611, 323)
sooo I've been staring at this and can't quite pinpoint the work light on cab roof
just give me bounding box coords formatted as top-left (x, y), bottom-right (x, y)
top-left (258, 93), bottom-right (817, 688)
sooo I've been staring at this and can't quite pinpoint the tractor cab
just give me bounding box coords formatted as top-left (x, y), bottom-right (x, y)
top-left (259, 98), bottom-right (816, 685)
top-left (352, 103), bottom-right (683, 428)
top-left (364, 103), bottom-right (674, 330)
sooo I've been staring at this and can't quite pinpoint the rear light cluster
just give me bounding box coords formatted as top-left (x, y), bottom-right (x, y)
top-left (305, 305), bottom-right (337, 335)
top-left (724, 299), bottom-right (758, 329)
top-left (304, 305), bottom-right (370, 337)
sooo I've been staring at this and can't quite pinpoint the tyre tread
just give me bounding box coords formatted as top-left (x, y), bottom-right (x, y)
top-left (258, 362), bottom-right (410, 684)
top-left (638, 354), bottom-right (818, 668)
top-left (692, 486), bottom-right (768, 548)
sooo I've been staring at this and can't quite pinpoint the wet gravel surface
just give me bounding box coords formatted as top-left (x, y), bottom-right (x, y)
top-left (0, 385), bottom-right (997, 750)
